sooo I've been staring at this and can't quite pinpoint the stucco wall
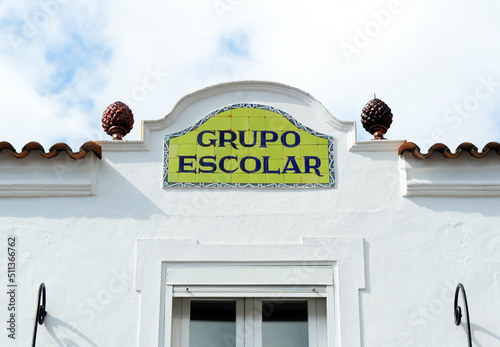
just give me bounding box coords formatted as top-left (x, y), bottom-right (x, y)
top-left (1, 82), bottom-right (499, 346)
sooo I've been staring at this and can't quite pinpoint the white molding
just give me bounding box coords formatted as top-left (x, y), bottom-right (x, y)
top-left (171, 285), bottom-right (328, 297)
top-left (135, 237), bottom-right (365, 347)
top-left (344, 120), bottom-right (405, 152)
top-left (0, 183), bottom-right (94, 197)
top-left (400, 154), bottom-right (500, 197)
top-left (350, 140), bottom-right (406, 152)
top-left (326, 118), bottom-right (354, 133)
top-left (165, 265), bottom-right (333, 285)
top-left (89, 155), bottom-right (98, 195)
top-left (99, 139), bottom-right (149, 152)
top-left (0, 154), bottom-right (99, 198)
top-left (405, 181), bottom-right (500, 197)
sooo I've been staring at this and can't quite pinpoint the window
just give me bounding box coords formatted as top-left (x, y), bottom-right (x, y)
top-left (168, 265), bottom-right (330, 347)
top-left (172, 298), bottom-right (326, 347)
top-left (185, 300), bottom-right (237, 347)
top-left (135, 239), bottom-right (365, 347)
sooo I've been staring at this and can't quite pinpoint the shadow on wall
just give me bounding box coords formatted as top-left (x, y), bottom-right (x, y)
top-left (359, 239), bottom-right (371, 347)
top-left (44, 314), bottom-right (99, 346)
top-left (0, 161), bottom-right (165, 220)
top-left (470, 323), bottom-right (500, 347)
top-left (405, 197), bottom-right (500, 217)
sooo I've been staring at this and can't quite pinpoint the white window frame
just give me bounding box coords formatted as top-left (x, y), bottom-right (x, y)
top-left (173, 297), bottom-right (326, 347)
top-left (169, 264), bottom-right (331, 347)
top-left (135, 238), bottom-right (365, 347)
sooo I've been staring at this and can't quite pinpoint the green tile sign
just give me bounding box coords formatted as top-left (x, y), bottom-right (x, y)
top-left (163, 104), bottom-right (334, 188)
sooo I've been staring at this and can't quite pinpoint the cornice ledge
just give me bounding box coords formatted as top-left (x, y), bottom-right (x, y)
top-left (99, 140), bottom-right (149, 152)
top-left (0, 183), bottom-right (94, 197)
top-left (405, 180), bottom-right (500, 197)
top-left (350, 140), bottom-right (407, 152)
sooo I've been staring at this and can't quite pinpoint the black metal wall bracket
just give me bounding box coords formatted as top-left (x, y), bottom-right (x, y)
top-left (454, 283), bottom-right (472, 347)
top-left (32, 283), bottom-right (47, 347)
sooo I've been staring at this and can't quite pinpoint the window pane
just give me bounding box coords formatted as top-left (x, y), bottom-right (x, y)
top-left (189, 301), bottom-right (236, 347)
top-left (262, 301), bottom-right (308, 347)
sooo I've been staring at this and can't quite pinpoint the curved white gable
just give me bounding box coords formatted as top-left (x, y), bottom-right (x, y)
top-left (100, 81), bottom-right (362, 153)
top-left (151, 81), bottom-right (354, 134)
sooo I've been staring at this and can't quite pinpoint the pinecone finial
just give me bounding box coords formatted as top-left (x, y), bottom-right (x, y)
top-left (361, 97), bottom-right (393, 140)
top-left (102, 101), bottom-right (134, 140)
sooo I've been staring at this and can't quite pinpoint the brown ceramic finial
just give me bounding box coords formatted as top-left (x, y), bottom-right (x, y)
top-left (361, 97), bottom-right (393, 140)
top-left (102, 101), bottom-right (134, 140)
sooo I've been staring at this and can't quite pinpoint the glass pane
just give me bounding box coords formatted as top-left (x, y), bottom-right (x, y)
top-left (189, 301), bottom-right (236, 347)
top-left (262, 301), bottom-right (308, 347)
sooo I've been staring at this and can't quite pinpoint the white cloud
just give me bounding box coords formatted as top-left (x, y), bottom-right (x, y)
top-left (0, 0), bottom-right (499, 151)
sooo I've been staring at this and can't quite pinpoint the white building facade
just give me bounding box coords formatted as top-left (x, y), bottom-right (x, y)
top-left (1, 81), bottom-right (499, 346)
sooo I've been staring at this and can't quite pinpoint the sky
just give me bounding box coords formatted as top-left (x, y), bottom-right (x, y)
top-left (1, 0), bottom-right (500, 151)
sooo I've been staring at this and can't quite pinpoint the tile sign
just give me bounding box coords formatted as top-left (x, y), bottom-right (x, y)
top-left (163, 104), bottom-right (334, 188)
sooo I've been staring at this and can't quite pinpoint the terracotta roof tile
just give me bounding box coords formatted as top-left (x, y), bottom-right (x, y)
top-left (0, 141), bottom-right (102, 160)
top-left (398, 142), bottom-right (500, 159)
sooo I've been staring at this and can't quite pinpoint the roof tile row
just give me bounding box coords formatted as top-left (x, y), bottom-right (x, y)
top-left (0, 141), bottom-right (102, 160)
top-left (398, 142), bottom-right (500, 159)
top-left (2, 139), bottom-right (498, 161)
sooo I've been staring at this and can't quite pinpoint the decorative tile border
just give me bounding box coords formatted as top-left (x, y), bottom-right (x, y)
top-left (163, 104), bottom-right (335, 188)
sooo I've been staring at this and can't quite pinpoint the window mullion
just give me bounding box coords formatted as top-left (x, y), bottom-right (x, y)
top-left (180, 299), bottom-right (190, 347)
top-left (316, 299), bottom-right (328, 347)
top-left (252, 298), bottom-right (262, 347)
top-left (326, 286), bottom-right (335, 347)
top-left (170, 297), bottom-right (182, 347)
top-left (235, 298), bottom-right (245, 347)
top-left (242, 298), bottom-right (253, 347)
top-left (308, 299), bottom-right (318, 347)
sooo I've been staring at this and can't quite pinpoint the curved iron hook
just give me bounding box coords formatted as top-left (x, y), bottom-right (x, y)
top-left (31, 283), bottom-right (47, 347)
top-left (454, 283), bottom-right (472, 347)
